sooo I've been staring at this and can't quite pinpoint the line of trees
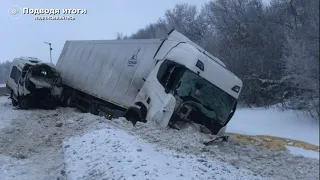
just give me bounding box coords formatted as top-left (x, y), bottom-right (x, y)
top-left (0, 61), bottom-right (11, 84)
top-left (117, 0), bottom-right (319, 118)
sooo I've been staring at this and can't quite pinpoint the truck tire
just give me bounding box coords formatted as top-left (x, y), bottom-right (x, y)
top-left (89, 103), bottom-right (99, 115)
top-left (124, 107), bottom-right (140, 126)
top-left (19, 97), bottom-right (30, 109)
top-left (135, 102), bottom-right (147, 122)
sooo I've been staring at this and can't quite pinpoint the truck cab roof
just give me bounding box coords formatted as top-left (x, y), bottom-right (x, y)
top-left (155, 30), bottom-right (243, 98)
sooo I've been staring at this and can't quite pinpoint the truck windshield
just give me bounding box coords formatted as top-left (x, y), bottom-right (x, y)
top-left (174, 69), bottom-right (236, 124)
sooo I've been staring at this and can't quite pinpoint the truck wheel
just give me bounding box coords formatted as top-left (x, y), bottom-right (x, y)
top-left (89, 103), bottom-right (99, 115)
top-left (19, 97), bottom-right (30, 109)
top-left (124, 107), bottom-right (140, 126)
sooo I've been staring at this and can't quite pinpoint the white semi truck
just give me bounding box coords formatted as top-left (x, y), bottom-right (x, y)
top-left (56, 30), bottom-right (243, 135)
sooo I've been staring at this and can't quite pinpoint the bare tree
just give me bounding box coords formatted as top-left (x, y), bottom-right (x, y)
top-left (115, 0), bottom-right (319, 118)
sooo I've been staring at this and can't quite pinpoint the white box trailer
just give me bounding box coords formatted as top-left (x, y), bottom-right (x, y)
top-left (56, 30), bottom-right (243, 135)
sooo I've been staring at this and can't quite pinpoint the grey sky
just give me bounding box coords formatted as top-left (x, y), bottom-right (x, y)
top-left (1, 0), bottom-right (269, 64)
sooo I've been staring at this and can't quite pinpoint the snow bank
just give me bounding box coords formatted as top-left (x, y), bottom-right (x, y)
top-left (0, 155), bottom-right (47, 180)
top-left (63, 128), bottom-right (266, 180)
top-left (286, 146), bottom-right (319, 160)
top-left (0, 84), bottom-right (5, 88)
top-left (0, 97), bottom-right (16, 130)
top-left (227, 108), bottom-right (319, 145)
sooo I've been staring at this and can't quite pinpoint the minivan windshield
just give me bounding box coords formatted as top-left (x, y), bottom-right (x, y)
top-left (174, 69), bottom-right (236, 124)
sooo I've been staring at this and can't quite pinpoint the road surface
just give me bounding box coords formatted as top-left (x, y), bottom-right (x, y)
top-left (0, 86), bottom-right (8, 96)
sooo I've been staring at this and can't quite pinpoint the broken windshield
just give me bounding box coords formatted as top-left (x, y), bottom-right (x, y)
top-left (174, 69), bottom-right (236, 124)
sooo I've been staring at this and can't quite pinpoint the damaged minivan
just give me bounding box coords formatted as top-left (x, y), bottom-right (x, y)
top-left (6, 57), bottom-right (63, 109)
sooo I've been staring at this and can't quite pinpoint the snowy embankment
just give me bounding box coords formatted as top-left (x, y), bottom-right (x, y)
top-left (226, 107), bottom-right (319, 159)
top-left (62, 114), bottom-right (319, 180)
top-left (64, 128), bottom-right (265, 180)
top-left (0, 96), bottom-right (16, 130)
top-left (0, 96), bottom-right (319, 180)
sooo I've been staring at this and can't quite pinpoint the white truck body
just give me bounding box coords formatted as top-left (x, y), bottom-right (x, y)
top-left (57, 39), bottom-right (163, 108)
top-left (56, 30), bottom-right (243, 135)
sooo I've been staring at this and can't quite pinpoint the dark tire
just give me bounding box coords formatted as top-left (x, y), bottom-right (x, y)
top-left (124, 107), bottom-right (140, 126)
top-left (135, 102), bottom-right (147, 122)
top-left (11, 91), bottom-right (18, 106)
top-left (89, 103), bottom-right (99, 115)
top-left (12, 98), bottom-right (18, 106)
top-left (60, 88), bottom-right (70, 107)
top-left (43, 98), bottom-right (57, 110)
top-left (19, 97), bottom-right (30, 109)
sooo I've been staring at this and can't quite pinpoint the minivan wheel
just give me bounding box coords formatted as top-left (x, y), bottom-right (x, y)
top-left (11, 91), bottom-right (18, 106)
top-left (12, 98), bottom-right (18, 106)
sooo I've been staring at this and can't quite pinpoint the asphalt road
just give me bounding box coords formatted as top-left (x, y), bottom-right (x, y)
top-left (0, 87), bottom-right (8, 96)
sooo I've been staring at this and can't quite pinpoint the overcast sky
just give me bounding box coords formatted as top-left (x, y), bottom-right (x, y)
top-left (1, 0), bottom-right (269, 64)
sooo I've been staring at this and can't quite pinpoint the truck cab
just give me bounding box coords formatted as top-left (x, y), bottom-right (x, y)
top-left (132, 30), bottom-right (242, 135)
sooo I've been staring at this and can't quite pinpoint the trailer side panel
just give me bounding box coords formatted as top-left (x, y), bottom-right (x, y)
top-left (56, 39), bottom-right (163, 108)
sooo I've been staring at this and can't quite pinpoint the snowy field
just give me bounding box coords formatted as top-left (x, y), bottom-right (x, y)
top-left (0, 96), bottom-right (319, 180)
top-left (227, 107), bottom-right (319, 145)
top-left (0, 84), bottom-right (5, 88)
top-left (0, 96), bottom-right (17, 131)
top-left (227, 107), bottom-right (319, 159)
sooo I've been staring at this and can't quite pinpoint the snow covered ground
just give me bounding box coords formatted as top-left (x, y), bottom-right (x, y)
top-left (64, 128), bottom-right (265, 180)
top-left (0, 96), bottom-right (319, 180)
top-left (286, 146), bottom-right (319, 159)
top-left (0, 84), bottom-right (5, 88)
top-left (226, 107), bottom-right (319, 159)
top-left (227, 108), bottom-right (319, 146)
top-left (0, 96), bottom-right (17, 131)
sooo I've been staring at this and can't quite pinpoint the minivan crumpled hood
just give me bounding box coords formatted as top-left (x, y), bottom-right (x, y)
top-left (29, 77), bottom-right (53, 89)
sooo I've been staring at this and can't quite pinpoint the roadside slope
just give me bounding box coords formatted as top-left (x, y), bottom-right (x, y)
top-left (0, 97), bottom-right (318, 180)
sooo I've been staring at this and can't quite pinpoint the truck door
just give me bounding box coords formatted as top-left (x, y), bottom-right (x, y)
top-left (136, 60), bottom-right (179, 127)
